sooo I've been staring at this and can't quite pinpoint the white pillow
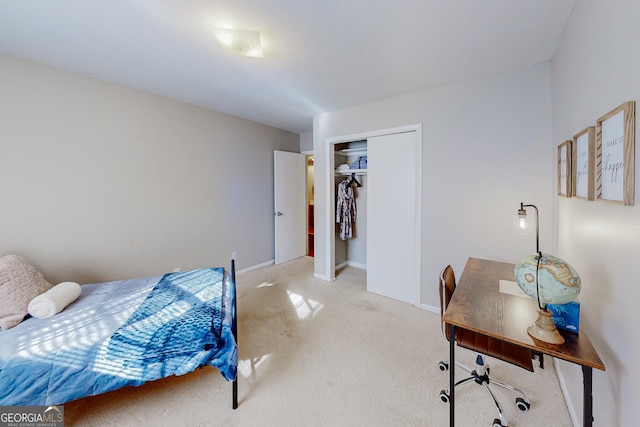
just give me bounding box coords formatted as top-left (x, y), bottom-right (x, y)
top-left (28, 281), bottom-right (82, 318)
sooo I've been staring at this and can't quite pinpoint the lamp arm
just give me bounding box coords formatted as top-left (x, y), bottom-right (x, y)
top-left (520, 203), bottom-right (539, 254)
top-left (520, 202), bottom-right (544, 310)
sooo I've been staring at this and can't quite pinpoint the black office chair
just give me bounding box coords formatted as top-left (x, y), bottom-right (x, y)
top-left (438, 265), bottom-right (533, 427)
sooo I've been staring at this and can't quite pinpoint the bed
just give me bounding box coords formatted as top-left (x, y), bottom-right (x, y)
top-left (0, 258), bottom-right (238, 409)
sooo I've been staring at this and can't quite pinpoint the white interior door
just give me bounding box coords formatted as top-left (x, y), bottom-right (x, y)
top-left (274, 151), bottom-right (307, 264)
top-left (366, 131), bottom-right (420, 305)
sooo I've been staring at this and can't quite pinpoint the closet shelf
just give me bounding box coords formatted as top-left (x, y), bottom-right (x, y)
top-left (335, 169), bottom-right (367, 176)
top-left (335, 148), bottom-right (367, 157)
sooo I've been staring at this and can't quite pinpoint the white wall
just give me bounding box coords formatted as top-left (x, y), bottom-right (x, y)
top-left (0, 54), bottom-right (299, 283)
top-left (551, 0), bottom-right (640, 424)
top-left (313, 63), bottom-right (554, 308)
top-left (300, 131), bottom-right (313, 153)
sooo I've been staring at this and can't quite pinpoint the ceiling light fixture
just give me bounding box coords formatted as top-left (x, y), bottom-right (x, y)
top-left (213, 27), bottom-right (263, 58)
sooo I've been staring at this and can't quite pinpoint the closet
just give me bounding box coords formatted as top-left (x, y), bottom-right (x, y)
top-left (334, 140), bottom-right (368, 269)
top-left (331, 129), bottom-right (421, 306)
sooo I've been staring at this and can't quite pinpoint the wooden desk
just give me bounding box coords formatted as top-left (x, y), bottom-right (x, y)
top-left (442, 257), bottom-right (605, 427)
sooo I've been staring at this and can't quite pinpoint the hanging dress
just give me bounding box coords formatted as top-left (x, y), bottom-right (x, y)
top-left (336, 179), bottom-right (357, 240)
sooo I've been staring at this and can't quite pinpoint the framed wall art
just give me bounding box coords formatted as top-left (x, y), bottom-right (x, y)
top-left (558, 140), bottom-right (572, 197)
top-left (572, 127), bottom-right (595, 200)
top-left (595, 101), bottom-right (635, 205)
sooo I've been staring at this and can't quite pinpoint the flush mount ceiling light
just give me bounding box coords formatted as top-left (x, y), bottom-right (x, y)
top-left (213, 27), bottom-right (263, 58)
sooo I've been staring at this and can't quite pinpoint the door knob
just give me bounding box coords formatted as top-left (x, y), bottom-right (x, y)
top-left (276, 212), bottom-right (283, 216)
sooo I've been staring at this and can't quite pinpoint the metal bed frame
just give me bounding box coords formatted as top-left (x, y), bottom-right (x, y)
top-left (231, 258), bottom-right (238, 409)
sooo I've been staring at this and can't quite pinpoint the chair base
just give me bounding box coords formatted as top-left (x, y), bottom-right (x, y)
top-left (438, 355), bottom-right (531, 427)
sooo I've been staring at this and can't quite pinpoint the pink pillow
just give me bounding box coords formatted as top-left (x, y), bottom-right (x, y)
top-left (0, 255), bottom-right (54, 330)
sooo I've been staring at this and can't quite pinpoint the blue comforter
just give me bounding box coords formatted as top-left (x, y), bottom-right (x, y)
top-left (0, 268), bottom-right (237, 406)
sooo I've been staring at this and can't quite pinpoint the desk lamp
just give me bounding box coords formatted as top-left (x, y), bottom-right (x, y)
top-left (514, 203), bottom-right (581, 345)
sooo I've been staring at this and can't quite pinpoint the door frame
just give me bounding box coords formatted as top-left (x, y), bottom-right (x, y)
top-left (324, 124), bottom-right (422, 305)
top-left (302, 150), bottom-right (314, 257)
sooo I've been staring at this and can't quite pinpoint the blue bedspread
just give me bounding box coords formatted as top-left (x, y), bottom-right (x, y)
top-left (0, 268), bottom-right (237, 406)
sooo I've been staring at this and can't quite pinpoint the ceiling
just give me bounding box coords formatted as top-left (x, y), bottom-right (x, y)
top-left (0, 1), bottom-right (575, 134)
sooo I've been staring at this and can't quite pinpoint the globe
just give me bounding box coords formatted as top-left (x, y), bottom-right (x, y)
top-left (514, 253), bottom-right (581, 306)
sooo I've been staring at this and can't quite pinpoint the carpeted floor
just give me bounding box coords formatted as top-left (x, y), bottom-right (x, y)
top-left (63, 257), bottom-right (572, 426)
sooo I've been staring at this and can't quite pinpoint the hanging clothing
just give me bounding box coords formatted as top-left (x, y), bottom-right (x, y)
top-left (336, 179), bottom-right (357, 240)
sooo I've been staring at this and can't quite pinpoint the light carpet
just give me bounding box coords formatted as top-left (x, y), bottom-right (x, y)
top-left (64, 257), bottom-right (572, 426)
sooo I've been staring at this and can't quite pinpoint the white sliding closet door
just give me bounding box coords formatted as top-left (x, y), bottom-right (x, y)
top-left (366, 131), bottom-right (420, 305)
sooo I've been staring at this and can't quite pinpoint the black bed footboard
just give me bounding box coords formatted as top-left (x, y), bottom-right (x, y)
top-left (231, 258), bottom-right (238, 410)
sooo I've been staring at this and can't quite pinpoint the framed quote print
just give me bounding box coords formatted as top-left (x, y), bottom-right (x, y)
top-left (595, 101), bottom-right (635, 205)
top-left (572, 127), bottom-right (595, 200)
top-left (558, 140), bottom-right (572, 197)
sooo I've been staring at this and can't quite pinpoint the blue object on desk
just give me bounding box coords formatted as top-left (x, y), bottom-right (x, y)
top-left (547, 301), bottom-right (580, 333)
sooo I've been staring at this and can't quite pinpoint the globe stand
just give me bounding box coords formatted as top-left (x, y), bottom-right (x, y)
top-left (527, 308), bottom-right (565, 345)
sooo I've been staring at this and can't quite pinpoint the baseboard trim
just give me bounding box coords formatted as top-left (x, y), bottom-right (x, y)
top-left (335, 261), bottom-right (367, 271)
top-left (313, 273), bottom-right (334, 281)
top-left (554, 358), bottom-right (580, 427)
top-left (346, 260), bottom-right (366, 269)
top-left (421, 303), bottom-right (440, 314)
top-left (237, 259), bottom-right (274, 274)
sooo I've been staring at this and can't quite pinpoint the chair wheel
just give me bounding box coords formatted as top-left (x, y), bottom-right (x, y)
top-left (438, 361), bottom-right (448, 371)
top-left (516, 397), bottom-right (530, 412)
top-left (492, 419), bottom-right (505, 427)
top-left (439, 390), bottom-right (449, 403)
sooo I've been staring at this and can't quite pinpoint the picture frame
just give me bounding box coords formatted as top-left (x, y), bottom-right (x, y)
top-left (595, 101), bottom-right (635, 205)
top-left (572, 127), bottom-right (595, 200)
top-left (558, 140), bottom-right (572, 197)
